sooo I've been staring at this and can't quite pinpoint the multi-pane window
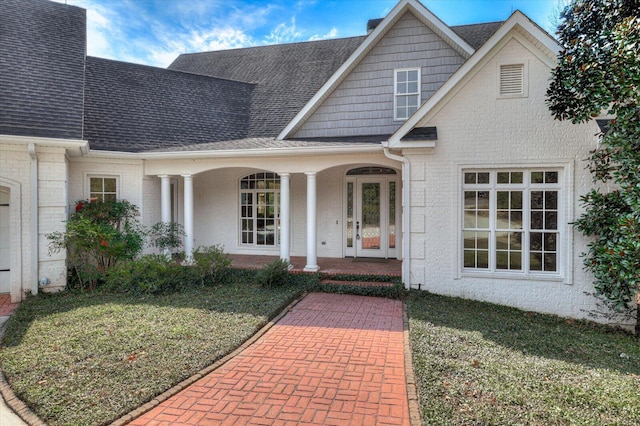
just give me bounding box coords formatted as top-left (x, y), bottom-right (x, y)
top-left (463, 169), bottom-right (560, 274)
top-left (240, 173), bottom-right (280, 246)
top-left (394, 68), bottom-right (420, 120)
top-left (89, 177), bottom-right (117, 201)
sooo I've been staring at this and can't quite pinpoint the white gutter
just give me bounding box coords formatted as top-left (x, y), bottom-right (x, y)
top-left (382, 143), bottom-right (411, 289)
top-left (82, 144), bottom-right (384, 160)
top-left (28, 143), bottom-right (39, 295)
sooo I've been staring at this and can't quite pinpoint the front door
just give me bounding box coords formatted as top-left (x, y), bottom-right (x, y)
top-left (345, 169), bottom-right (398, 258)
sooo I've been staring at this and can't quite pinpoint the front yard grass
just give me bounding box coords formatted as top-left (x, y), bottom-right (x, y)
top-left (0, 273), bottom-right (303, 426)
top-left (2, 275), bottom-right (640, 426)
top-left (408, 291), bottom-right (640, 425)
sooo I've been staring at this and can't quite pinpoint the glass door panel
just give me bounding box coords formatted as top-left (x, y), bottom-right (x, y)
top-left (360, 183), bottom-right (381, 250)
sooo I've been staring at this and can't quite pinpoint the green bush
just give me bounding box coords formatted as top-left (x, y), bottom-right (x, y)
top-left (103, 245), bottom-right (232, 294)
top-left (104, 254), bottom-right (182, 294)
top-left (255, 259), bottom-right (291, 288)
top-left (192, 245), bottom-right (232, 286)
top-left (47, 199), bottom-right (145, 290)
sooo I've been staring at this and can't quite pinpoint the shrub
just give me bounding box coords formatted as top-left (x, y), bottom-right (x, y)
top-left (148, 221), bottom-right (185, 253)
top-left (104, 254), bottom-right (183, 294)
top-left (255, 259), bottom-right (291, 288)
top-left (192, 245), bottom-right (232, 286)
top-left (48, 199), bottom-right (145, 290)
top-left (103, 245), bottom-right (232, 294)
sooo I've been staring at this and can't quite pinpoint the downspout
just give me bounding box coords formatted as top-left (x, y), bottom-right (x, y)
top-left (382, 143), bottom-right (411, 289)
top-left (28, 143), bottom-right (39, 295)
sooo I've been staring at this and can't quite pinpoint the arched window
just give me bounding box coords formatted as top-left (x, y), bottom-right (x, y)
top-left (240, 172), bottom-right (280, 246)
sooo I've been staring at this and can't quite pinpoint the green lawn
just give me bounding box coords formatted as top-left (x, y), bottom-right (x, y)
top-left (1, 278), bottom-right (638, 426)
top-left (0, 277), bottom-right (302, 426)
top-left (408, 291), bottom-right (640, 426)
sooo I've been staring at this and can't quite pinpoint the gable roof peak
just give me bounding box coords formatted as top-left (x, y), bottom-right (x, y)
top-left (277, 0), bottom-right (476, 140)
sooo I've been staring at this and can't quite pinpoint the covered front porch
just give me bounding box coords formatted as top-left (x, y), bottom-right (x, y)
top-left (145, 144), bottom-right (407, 281)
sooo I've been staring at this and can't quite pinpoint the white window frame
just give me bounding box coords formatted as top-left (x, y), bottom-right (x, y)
top-left (461, 168), bottom-right (563, 278)
top-left (497, 62), bottom-right (528, 99)
top-left (239, 172), bottom-right (281, 248)
top-left (394, 68), bottom-right (421, 121)
top-left (87, 175), bottom-right (119, 201)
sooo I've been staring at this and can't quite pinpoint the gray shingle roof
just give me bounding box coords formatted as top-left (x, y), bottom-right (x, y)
top-left (0, 0), bottom-right (86, 140)
top-left (168, 22), bottom-right (502, 141)
top-left (84, 57), bottom-right (255, 152)
top-left (168, 37), bottom-right (368, 138)
top-left (451, 21), bottom-right (503, 50)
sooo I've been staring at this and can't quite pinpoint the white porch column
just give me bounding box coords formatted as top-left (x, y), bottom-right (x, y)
top-left (279, 173), bottom-right (291, 263)
top-left (159, 175), bottom-right (172, 257)
top-left (304, 172), bottom-right (319, 272)
top-left (182, 174), bottom-right (194, 264)
top-left (159, 175), bottom-right (171, 224)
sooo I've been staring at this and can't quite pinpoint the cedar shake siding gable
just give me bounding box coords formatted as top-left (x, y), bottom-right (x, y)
top-left (0, 0), bottom-right (86, 140)
top-left (83, 57), bottom-right (255, 152)
top-left (292, 11), bottom-right (467, 139)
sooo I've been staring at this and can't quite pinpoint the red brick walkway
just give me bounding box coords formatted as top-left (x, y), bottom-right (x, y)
top-left (128, 293), bottom-right (409, 425)
top-left (0, 294), bottom-right (18, 316)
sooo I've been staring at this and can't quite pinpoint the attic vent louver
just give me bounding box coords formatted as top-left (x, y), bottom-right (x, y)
top-left (499, 64), bottom-right (524, 96)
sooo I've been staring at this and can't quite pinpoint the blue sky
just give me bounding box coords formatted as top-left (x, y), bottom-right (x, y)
top-left (53, 0), bottom-right (563, 68)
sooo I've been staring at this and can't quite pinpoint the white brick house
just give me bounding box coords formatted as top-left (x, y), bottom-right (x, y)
top-left (1, 0), bottom-right (621, 324)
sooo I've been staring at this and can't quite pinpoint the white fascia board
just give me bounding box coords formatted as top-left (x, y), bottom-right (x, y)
top-left (82, 144), bottom-right (384, 161)
top-left (277, 0), bottom-right (476, 140)
top-left (388, 10), bottom-right (561, 147)
top-left (0, 134), bottom-right (88, 154)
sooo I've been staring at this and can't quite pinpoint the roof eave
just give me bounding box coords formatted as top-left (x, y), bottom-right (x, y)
top-left (80, 143), bottom-right (384, 160)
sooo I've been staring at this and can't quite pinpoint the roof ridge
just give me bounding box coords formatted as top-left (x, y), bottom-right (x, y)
top-left (172, 35), bottom-right (368, 59)
top-left (87, 56), bottom-right (256, 86)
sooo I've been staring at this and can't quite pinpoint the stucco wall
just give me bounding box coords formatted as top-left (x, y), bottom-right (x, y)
top-left (405, 33), bottom-right (606, 321)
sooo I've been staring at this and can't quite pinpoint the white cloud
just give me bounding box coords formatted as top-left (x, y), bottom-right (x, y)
top-left (308, 27), bottom-right (339, 41)
top-left (264, 17), bottom-right (304, 45)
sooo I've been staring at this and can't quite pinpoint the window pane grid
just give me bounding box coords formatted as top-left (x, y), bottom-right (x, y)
top-left (89, 177), bottom-right (117, 202)
top-left (240, 173), bottom-right (280, 247)
top-left (395, 69), bottom-right (420, 120)
top-left (462, 170), bottom-right (560, 275)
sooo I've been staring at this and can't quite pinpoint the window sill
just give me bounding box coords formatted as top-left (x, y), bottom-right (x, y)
top-left (459, 270), bottom-right (564, 283)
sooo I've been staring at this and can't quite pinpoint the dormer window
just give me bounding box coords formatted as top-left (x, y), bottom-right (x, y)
top-left (394, 68), bottom-right (420, 120)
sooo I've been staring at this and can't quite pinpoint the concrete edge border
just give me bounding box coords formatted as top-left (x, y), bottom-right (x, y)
top-left (0, 320), bottom-right (47, 426)
top-left (109, 293), bottom-right (308, 426)
top-left (403, 301), bottom-right (423, 426)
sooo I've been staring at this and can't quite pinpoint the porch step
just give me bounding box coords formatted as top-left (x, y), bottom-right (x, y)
top-left (319, 279), bottom-right (396, 288)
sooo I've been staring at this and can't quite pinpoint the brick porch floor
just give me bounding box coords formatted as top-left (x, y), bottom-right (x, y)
top-left (228, 254), bottom-right (402, 277)
top-left (0, 294), bottom-right (18, 317)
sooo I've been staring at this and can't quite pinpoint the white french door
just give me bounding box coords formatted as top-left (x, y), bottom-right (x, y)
top-left (345, 175), bottom-right (398, 258)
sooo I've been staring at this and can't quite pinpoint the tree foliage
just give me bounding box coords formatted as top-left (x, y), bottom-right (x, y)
top-left (547, 0), bottom-right (640, 326)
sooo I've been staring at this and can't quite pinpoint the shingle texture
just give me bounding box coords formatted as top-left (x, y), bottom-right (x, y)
top-left (168, 37), bottom-right (368, 138)
top-left (83, 57), bottom-right (255, 152)
top-left (168, 22), bottom-right (502, 142)
top-left (1, 0), bottom-right (504, 153)
top-left (452, 21), bottom-right (503, 50)
top-left (0, 0), bottom-right (86, 139)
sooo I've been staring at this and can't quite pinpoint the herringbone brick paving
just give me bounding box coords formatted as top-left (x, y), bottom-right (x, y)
top-left (129, 293), bottom-right (409, 425)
